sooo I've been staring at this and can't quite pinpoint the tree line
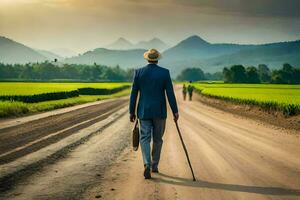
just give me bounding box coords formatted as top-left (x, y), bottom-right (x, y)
top-left (223, 63), bottom-right (300, 84)
top-left (176, 63), bottom-right (300, 84)
top-left (176, 68), bottom-right (222, 81)
top-left (1, 61), bottom-right (299, 84)
top-left (0, 61), bottom-right (134, 81)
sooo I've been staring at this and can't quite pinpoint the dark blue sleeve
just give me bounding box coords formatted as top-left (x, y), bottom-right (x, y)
top-left (165, 70), bottom-right (178, 114)
top-left (129, 70), bottom-right (139, 115)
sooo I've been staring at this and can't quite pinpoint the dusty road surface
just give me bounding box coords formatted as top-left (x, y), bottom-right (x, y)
top-left (0, 89), bottom-right (300, 200)
top-left (85, 90), bottom-right (300, 200)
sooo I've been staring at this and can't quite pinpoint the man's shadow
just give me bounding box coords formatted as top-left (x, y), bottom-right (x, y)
top-left (151, 173), bottom-right (300, 196)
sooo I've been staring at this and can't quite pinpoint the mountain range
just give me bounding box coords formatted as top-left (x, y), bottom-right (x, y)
top-left (1, 35), bottom-right (300, 76)
top-left (64, 48), bottom-right (146, 67)
top-left (159, 36), bottom-right (300, 75)
top-left (106, 37), bottom-right (169, 51)
top-left (66, 35), bottom-right (300, 76)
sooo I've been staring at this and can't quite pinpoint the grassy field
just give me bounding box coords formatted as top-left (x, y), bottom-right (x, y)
top-left (192, 83), bottom-right (300, 116)
top-left (0, 82), bottom-right (130, 95)
top-left (0, 82), bottom-right (130, 118)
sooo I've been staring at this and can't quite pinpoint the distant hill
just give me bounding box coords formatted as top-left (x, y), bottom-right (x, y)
top-left (36, 49), bottom-right (63, 61)
top-left (160, 35), bottom-right (300, 75)
top-left (202, 40), bottom-right (300, 72)
top-left (135, 38), bottom-right (169, 51)
top-left (162, 35), bottom-right (253, 61)
top-left (0, 36), bottom-right (47, 64)
top-left (50, 48), bottom-right (78, 58)
top-left (105, 38), bottom-right (134, 50)
top-left (66, 37), bottom-right (169, 67)
top-left (64, 48), bottom-right (146, 68)
top-left (106, 37), bottom-right (169, 51)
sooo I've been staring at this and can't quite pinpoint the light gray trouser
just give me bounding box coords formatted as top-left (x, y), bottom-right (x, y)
top-left (139, 119), bottom-right (166, 168)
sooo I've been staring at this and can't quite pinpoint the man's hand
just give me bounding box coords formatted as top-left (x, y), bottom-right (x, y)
top-left (130, 114), bottom-right (136, 122)
top-left (173, 113), bottom-right (179, 122)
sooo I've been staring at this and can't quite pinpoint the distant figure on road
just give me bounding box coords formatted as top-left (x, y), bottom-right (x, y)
top-left (182, 84), bottom-right (187, 101)
top-left (129, 48), bottom-right (179, 179)
top-left (187, 83), bottom-right (194, 101)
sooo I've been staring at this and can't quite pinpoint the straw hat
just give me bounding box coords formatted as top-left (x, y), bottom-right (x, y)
top-left (143, 48), bottom-right (161, 62)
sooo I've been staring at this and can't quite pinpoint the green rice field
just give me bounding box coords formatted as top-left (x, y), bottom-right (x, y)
top-left (192, 83), bottom-right (300, 116)
top-left (0, 82), bottom-right (130, 118)
top-left (0, 82), bottom-right (130, 95)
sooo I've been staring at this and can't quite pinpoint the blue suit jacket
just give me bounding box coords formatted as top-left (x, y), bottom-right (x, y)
top-left (129, 64), bottom-right (178, 119)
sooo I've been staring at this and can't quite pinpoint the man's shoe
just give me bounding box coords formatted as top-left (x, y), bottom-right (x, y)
top-left (152, 167), bottom-right (159, 173)
top-left (144, 167), bottom-right (151, 179)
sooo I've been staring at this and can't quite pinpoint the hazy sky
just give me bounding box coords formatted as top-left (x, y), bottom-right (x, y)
top-left (0, 0), bottom-right (300, 53)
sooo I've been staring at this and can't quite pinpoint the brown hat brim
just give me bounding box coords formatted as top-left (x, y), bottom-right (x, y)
top-left (143, 50), bottom-right (162, 61)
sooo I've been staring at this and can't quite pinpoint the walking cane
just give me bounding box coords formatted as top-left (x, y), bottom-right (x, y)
top-left (175, 121), bottom-right (196, 181)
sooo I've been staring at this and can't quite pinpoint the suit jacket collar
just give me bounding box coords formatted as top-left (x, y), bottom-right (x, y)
top-left (147, 63), bottom-right (157, 67)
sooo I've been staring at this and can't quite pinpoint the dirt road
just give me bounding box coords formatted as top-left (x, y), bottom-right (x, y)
top-left (86, 91), bottom-right (300, 200)
top-left (0, 97), bottom-right (130, 198)
top-left (0, 90), bottom-right (299, 200)
top-left (0, 98), bottom-right (128, 165)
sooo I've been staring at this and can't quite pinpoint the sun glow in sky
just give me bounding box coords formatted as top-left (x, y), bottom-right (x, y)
top-left (0, 0), bottom-right (38, 5)
top-left (0, 0), bottom-right (299, 52)
top-left (0, 0), bottom-right (22, 3)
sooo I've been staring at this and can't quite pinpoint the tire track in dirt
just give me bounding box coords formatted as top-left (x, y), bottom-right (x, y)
top-left (0, 102), bottom-right (126, 164)
top-left (0, 98), bottom-right (128, 155)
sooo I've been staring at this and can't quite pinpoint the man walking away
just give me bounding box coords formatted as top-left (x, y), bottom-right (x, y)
top-left (182, 84), bottom-right (187, 101)
top-left (187, 84), bottom-right (194, 101)
top-left (129, 48), bottom-right (179, 179)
